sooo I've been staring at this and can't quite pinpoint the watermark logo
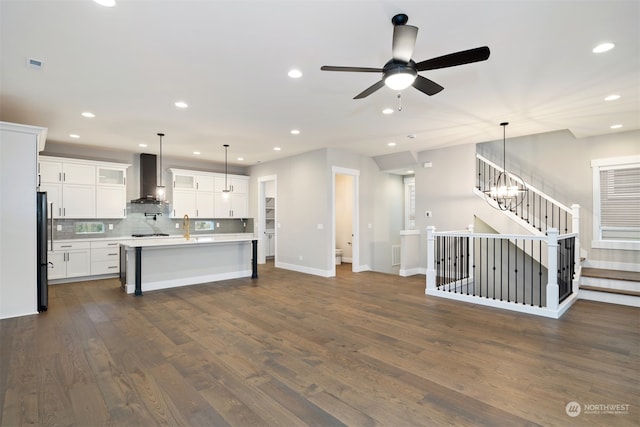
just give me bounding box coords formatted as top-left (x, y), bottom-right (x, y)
top-left (566, 401), bottom-right (630, 417)
top-left (566, 401), bottom-right (581, 417)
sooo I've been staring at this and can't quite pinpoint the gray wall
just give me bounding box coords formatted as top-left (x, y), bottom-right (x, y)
top-left (248, 148), bottom-right (403, 275)
top-left (416, 129), bottom-right (640, 269)
top-left (477, 129), bottom-right (639, 266)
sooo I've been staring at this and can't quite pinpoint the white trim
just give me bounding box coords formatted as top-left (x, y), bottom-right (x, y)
top-left (257, 175), bottom-right (277, 265)
top-left (582, 259), bottom-right (640, 272)
top-left (399, 267), bottom-right (426, 277)
top-left (275, 261), bottom-right (333, 278)
top-left (591, 155), bottom-right (640, 248)
top-left (591, 155), bottom-right (640, 167)
top-left (591, 240), bottom-right (640, 251)
top-left (332, 166), bottom-right (360, 276)
top-left (426, 289), bottom-right (578, 319)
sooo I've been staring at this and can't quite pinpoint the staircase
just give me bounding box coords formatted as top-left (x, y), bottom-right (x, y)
top-left (579, 267), bottom-right (640, 307)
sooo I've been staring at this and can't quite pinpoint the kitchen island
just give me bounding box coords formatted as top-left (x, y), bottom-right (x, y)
top-left (119, 234), bottom-right (258, 295)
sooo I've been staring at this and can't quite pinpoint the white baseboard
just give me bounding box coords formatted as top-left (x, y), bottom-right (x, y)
top-left (124, 270), bottom-right (253, 294)
top-left (399, 267), bottom-right (426, 277)
top-left (275, 261), bottom-right (333, 277)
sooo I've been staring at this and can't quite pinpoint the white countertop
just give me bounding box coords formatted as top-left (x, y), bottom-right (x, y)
top-left (121, 233), bottom-right (256, 248)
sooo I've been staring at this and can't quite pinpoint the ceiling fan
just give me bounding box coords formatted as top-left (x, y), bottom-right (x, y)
top-left (321, 14), bottom-right (490, 99)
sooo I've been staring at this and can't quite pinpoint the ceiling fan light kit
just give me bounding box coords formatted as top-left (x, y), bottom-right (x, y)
top-left (321, 14), bottom-right (490, 100)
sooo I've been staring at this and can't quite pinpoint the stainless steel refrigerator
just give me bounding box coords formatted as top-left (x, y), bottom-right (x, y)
top-left (37, 191), bottom-right (48, 312)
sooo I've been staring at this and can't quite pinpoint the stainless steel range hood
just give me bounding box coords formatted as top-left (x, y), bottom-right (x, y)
top-left (130, 153), bottom-right (161, 204)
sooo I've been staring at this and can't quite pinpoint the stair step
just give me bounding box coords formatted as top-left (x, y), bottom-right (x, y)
top-left (581, 267), bottom-right (640, 282)
top-left (579, 285), bottom-right (640, 297)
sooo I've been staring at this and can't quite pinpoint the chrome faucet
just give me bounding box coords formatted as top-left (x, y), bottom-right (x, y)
top-left (183, 214), bottom-right (190, 240)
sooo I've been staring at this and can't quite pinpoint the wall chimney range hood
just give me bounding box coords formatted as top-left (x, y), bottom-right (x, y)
top-left (131, 153), bottom-right (164, 204)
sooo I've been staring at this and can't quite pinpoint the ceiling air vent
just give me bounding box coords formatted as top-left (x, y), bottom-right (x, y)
top-left (27, 58), bottom-right (43, 70)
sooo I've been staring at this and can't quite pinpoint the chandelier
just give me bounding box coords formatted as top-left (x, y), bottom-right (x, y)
top-left (483, 122), bottom-right (528, 211)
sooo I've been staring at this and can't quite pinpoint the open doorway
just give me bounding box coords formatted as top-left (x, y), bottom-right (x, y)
top-left (257, 175), bottom-right (277, 265)
top-left (332, 167), bottom-right (359, 276)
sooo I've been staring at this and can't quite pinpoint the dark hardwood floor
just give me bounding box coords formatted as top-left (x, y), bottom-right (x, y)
top-left (1, 262), bottom-right (638, 426)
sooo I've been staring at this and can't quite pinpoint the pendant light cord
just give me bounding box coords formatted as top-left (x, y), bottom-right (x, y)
top-left (500, 122), bottom-right (508, 172)
top-left (223, 144), bottom-right (229, 191)
top-left (157, 133), bottom-right (164, 187)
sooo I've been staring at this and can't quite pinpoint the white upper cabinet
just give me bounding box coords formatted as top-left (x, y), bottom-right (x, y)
top-left (214, 176), bottom-right (247, 194)
top-left (38, 156), bottom-right (129, 219)
top-left (170, 168), bottom-right (248, 218)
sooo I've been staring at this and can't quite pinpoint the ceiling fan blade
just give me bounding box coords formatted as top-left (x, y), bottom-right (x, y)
top-left (392, 25), bottom-right (418, 63)
top-left (412, 75), bottom-right (444, 96)
top-left (415, 46), bottom-right (490, 71)
top-left (321, 65), bottom-right (383, 73)
top-left (354, 80), bottom-right (385, 99)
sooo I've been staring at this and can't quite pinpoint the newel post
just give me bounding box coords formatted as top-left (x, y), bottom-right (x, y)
top-left (546, 228), bottom-right (559, 311)
top-left (426, 226), bottom-right (436, 294)
top-left (571, 204), bottom-right (581, 294)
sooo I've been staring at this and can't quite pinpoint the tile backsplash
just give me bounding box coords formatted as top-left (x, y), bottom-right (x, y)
top-left (52, 202), bottom-right (253, 240)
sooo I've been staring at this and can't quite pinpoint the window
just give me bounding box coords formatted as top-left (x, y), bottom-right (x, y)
top-left (404, 177), bottom-right (415, 230)
top-left (591, 156), bottom-right (640, 250)
top-left (194, 220), bottom-right (214, 231)
top-left (75, 222), bottom-right (105, 234)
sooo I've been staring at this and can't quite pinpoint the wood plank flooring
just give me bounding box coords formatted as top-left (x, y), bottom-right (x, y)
top-left (1, 262), bottom-right (638, 426)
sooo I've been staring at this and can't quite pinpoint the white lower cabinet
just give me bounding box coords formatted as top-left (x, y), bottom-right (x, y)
top-left (49, 241), bottom-right (91, 279)
top-left (91, 240), bottom-right (123, 275)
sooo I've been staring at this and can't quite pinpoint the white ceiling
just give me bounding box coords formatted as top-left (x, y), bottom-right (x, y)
top-left (1, 1), bottom-right (638, 167)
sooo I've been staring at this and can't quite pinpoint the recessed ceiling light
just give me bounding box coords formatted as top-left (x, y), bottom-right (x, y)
top-left (592, 42), bottom-right (614, 53)
top-left (388, 142), bottom-right (396, 147)
top-left (94, 0), bottom-right (116, 6)
top-left (610, 124), bottom-right (623, 129)
top-left (69, 134), bottom-right (80, 139)
top-left (407, 134), bottom-right (416, 139)
top-left (382, 108), bottom-right (394, 115)
top-left (604, 94), bottom-right (620, 101)
top-left (193, 151), bottom-right (200, 155)
top-left (406, 170), bottom-right (414, 174)
top-left (175, 101), bottom-right (188, 108)
top-left (290, 129), bottom-right (300, 135)
top-left (237, 157), bottom-right (244, 161)
top-left (81, 111), bottom-right (95, 118)
top-left (139, 143), bottom-right (148, 148)
top-left (274, 147), bottom-right (281, 151)
top-left (288, 69), bottom-right (302, 78)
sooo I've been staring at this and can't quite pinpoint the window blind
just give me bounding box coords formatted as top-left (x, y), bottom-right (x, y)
top-left (600, 166), bottom-right (640, 230)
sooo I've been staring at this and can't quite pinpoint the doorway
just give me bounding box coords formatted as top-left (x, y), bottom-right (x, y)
top-left (332, 167), bottom-right (359, 276)
top-left (257, 175), bottom-right (277, 265)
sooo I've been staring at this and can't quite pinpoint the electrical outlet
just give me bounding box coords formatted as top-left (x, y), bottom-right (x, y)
top-left (108, 224), bottom-right (113, 230)
top-left (56, 224), bottom-right (62, 231)
top-left (175, 223), bottom-right (180, 228)
top-left (299, 255), bottom-right (303, 261)
top-left (216, 222), bottom-right (220, 227)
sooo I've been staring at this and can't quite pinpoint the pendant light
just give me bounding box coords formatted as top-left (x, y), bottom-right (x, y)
top-left (483, 122), bottom-right (527, 211)
top-left (156, 132), bottom-right (165, 201)
top-left (222, 144), bottom-right (230, 198)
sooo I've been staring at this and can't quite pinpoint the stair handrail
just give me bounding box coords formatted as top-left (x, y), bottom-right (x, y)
top-left (476, 153), bottom-right (572, 215)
